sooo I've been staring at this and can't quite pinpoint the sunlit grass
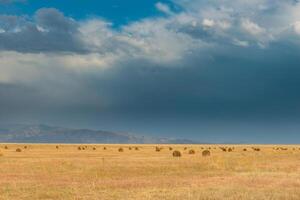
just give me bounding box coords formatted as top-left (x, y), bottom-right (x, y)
top-left (0, 144), bottom-right (300, 200)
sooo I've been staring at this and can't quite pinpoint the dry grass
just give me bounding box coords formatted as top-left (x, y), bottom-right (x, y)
top-left (0, 144), bottom-right (300, 200)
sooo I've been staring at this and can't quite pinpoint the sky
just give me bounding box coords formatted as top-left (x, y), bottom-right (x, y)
top-left (1, 0), bottom-right (300, 143)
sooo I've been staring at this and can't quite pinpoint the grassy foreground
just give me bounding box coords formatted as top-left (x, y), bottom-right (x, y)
top-left (0, 144), bottom-right (300, 200)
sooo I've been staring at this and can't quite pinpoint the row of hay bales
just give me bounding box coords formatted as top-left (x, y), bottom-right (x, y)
top-left (172, 150), bottom-right (211, 157)
top-left (77, 146), bottom-right (140, 152)
top-left (118, 147), bottom-right (139, 152)
top-left (77, 146), bottom-right (102, 151)
top-left (273, 147), bottom-right (295, 151)
top-left (4, 145), bottom-right (300, 154)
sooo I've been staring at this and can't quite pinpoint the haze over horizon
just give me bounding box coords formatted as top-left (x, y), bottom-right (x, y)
top-left (1, 0), bottom-right (300, 143)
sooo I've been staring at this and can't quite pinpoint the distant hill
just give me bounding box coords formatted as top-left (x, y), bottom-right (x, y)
top-left (0, 124), bottom-right (198, 144)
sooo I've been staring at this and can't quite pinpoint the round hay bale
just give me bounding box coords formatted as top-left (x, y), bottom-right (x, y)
top-left (243, 148), bottom-right (247, 151)
top-left (4, 146), bottom-right (8, 150)
top-left (103, 147), bottom-right (107, 150)
top-left (93, 147), bottom-right (96, 150)
top-left (118, 147), bottom-right (124, 152)
top-left (16, 148), bottom-right (22, 152)
top-left (129, 147), bottom-right (132, 150)
top-left (135, 147), bottom-right (139, 150)
top-left (202, 150), bottom-right (211, 157)
top-left (78, 147), bottom-right (82, 150)
top-left (184, 147), bottom-right (187, 150)
top-left (188, 149), bottom-right (195, 154)
top-left (56, 146), bottom-right (59, 149)
top-left (155, 147), bottom-right (161, 152)
top-left (24, 146), bottom-right (27, 149)
top-left (253, 148), bottom-right (260, 151)
top-left (172, 150), bottom-right (182, 157)
top-left (228, 148), bottom-right (233, 152)
top-left (169, 147), bottom-right (173, 151)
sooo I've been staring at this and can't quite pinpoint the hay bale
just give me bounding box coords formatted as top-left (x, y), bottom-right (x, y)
top-left (173, 150), bottom-right (182, 157)
top-left (129, 147), bottom-right (132, 150)
top-left (93, 147), bottom-right (96, 150)
top-left (16, 148), bottom-right (22, 152)
top-left (155, 147), bottom-right (161, 152)
top-left (56, 146), bottom-right (59, 149)
top-left (118, 147), bottom-right (124, 152)
top-left (220, 147), bottom-right (227, 152)
top-left (24, 146), bottom-right (27, 149)
top-left (169, 147), bottom-right (173, 151)
top-left (188, 149), bottom-right (195, 154)
top-left (243, 148), bottom-right (247, 151)
top-left (4, 146), bottom-right (8, 150)
top-left (135, 147), bottom-right (139, 150)
top-left (228, 148), bottom-right (233, 152)
top-left (78, 147), bottom-right (82, 150)
top-left (202, 150), bottom-right (211, 157)
top-left (184, 147), bottom-right (187, 150)
top-left (103, 147), bottom-right (107, 150)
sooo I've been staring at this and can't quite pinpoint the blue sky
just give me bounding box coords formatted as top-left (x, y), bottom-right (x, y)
top-left (1, 0), bottom-right (300, 143)
top-left (0, 0), bottom-right (173, 25)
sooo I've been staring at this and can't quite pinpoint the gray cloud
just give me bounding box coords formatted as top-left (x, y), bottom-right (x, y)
top-left (0, 8), bottom-right (87, 53)
top-left (1, 1), bottom-right (300, 141)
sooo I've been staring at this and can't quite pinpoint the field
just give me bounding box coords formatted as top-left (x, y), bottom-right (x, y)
top-left (1, 144), bottom-right (300, 200)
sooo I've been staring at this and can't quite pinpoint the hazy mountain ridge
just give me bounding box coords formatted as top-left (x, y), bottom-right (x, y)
top-left (0, 124), bottom-right (198, 144)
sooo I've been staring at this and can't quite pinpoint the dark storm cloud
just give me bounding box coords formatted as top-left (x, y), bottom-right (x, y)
top-left (1, 37), bottom-right (300, 121)
top-left (87, 42), bottom-right (300, 120)
top-left (0, 8), bottom-right (87, 53)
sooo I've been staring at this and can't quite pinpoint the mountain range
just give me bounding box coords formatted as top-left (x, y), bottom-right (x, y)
top-left (0, 124), bottom-right (198, 144)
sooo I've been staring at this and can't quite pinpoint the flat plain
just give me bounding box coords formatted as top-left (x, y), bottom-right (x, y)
top-left (1, 144), bottom-right (300, 200)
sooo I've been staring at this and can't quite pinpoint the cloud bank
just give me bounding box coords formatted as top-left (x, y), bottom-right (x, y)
top-left (1, 0), bottom-right (300, 141)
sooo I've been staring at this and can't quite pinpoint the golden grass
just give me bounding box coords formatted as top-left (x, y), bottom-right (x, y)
top-left (0, 144), bottom-right (300, 200)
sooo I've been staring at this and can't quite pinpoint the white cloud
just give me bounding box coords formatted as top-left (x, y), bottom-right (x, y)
top-left (241, 19), bottom-right (266, 36)
top-left (294, 21), bottom-right (300, 35)
top-left (155, 2), bottom-right (173, 15)
top-left (233, 39), bottom-right (249, 47)
top-left (0, 0), bottom-right (300, 85)
top-left (202, 19), bottom-right (215, 28)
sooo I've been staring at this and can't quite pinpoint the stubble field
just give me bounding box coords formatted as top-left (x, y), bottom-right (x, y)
top-left (1, 144), bottom-right (300, 200)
